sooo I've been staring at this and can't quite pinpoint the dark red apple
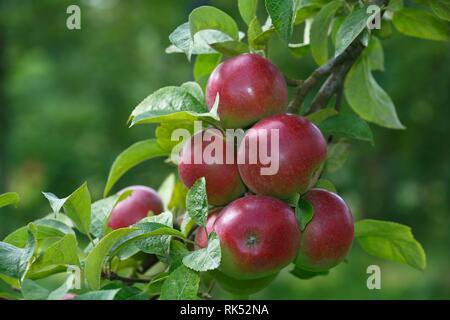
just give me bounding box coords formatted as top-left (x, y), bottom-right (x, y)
top-left (178, 130), bottom-right (246, 206)
top-left (107, 185), bottom-right (164, 229)
top-left (295, 189), bottom-right (354, 271)
top-left (195, 208), bottom-right (221, 248)
top-left (238, 114), bottom-right (327, 199)
top-left (206, 53), bottom-right (288, 129)
top-left (213, 195), bottom-right (300, 280)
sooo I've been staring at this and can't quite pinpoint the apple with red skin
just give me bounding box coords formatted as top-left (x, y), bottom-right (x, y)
top-left (206, 53), bottom-right (288, 129)
top-left (107, 185), bottom-right (164, 229)
top-left (213, 195), bottom-right (300, 280)
top-left (294, 188), bottom-right (354, 272)
top-left (178, 130), bottom-right (246, 206)
top-left (196, 209), bottom-right (278, 294)
top-left (195, 208), bottom-right (221, 248)
top-left (238, 114), bottom-right (327, 199)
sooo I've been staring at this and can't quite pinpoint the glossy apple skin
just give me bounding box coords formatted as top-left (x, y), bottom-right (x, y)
top-left (214, 195), bottom-right (300, 280)
top-left (210, 270), bottom-right (278, 295)
top-left (107, 186), bottom-right (164, 229)
top-left (206, 53), bottom-right (288, 129)
top-left (295, 189), bottom-right (354, 272)
top-left (238, 114), bottom-right (327, 199)
top-left (195, 209), bottom-right (221, 248)
top-left (178, 130), bottom-right (246, 206)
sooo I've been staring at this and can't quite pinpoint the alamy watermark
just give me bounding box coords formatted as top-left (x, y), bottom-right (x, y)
top-left (366, 265), bottom-right (381, 290)
top-left (171, 121), bottom-right (280, 176)
top-left (66, 5), bottom-right (81, 30)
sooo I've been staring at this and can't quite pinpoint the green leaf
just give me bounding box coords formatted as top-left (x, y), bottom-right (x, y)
top-left (288, 43), bottom-right (310, 58)
top-left (42, 192), bottom-right (67, 215)
top-left (129, 84), bottom-right (219, 127)
top-left (167, 23), bottom-right (234, 60)
top-left (159, 265), bottom-right (200, 300)
top-left (239, 0), bottom-right (259, 25)
top-left (108, 224), bottom-right (186, 263)
top-left (62, 183), bottom-right (91, 236)
top-left (21, 279), bottom-right (50, 300)
top-left (365, 36), bottom-right (384, 71)
top-left (47, 274), bottom-right (75, 300)
top-left (103, 139), bottom-right (167, 197)
top-left (294, 3), bottom-right (320, 25)
top-left (284, 193), bottom-right (300, 208)
top-left (189, 6), bottom-right (239, 41)
top-left (310, 0), bottom-right (342, 65)
top-left (182, 232), bottom-right (221, 272)
top-left (325, 139), bottom-right (351, 173)
top-left (355, 219), bottom-right (427, 270)
top-left (0, 192), bottom-right (20, 208)
top-left (265, 0), bottom-right (295, 43)
top-left (29, 234), bottom-right (79, 273)
top-left (168, 181), bottom-right (188, 212)
top-left (158, 174), bottom-right (176, 210)
top-left (85, 228), bottom-right (136, 289)
top-left (4, 218), bottom-right (74, 248)
top-left (135, 212), bottom-right (174, 257)
top-left (209, 41), bottom-right (249, 57)
top-left (295, 198), bottom-right (314, 231)
top-left (181, 81), bottom-right (204, 103)
top-left (429, 0), bottom-right (450, 22)
top-left (186, 177), bottom-right (209, 227)
top-left (335, 5), bottom-right (370, 57)
top-left (314, 179), bottom-right (337, 193)
top-left (0, 231), bottom-right (35, 280)
top-left (180, 214), bottom-right (195, 237)
top-left (167, 240), bottom-right (189, 271)
top-left (0, 278), bottom-right (21, 300)
top-left (103, 283), bottom-right (148, 300)
top-left (19, 231), bottom-right (36, 281)
top-left (393, 8), bottom-right (450, 41)
top-left (0, 242), bottom-right (24, 279)
top-left (90, 191), bottom-right (132, 238)
top-left (73, 289), bottom-right (120, 300)
top-left (387, 0), bottom-right (404, 12)
top-left (345, 57), bottom-right (405, 129)
top-left (305, 107), bottom-right (338, 125)
top-left (43, 183), bottom-right (91, 235)
top-left (319, 114), bottom-right (374, 143)
top-left (193, 54), bottom-right (222, 88)
top-left (252, 28), bottom-right (276, 46)
top-left (248, 17), bottom-right (264, 49)
top-left (130, 85), bottom-right (205, 124)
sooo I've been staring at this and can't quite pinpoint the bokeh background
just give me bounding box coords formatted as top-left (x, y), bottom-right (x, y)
top-left (0, 0), bottom-right (448, 299)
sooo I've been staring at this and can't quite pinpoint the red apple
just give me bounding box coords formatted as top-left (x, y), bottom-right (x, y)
top-left (195, 208), bottom-right (221, 248)
top-left (238, 114), bottom-right (327, 199)
top-left (107, 185), bottom-right (164, 229)
top-left (295, 189), bottom-right (354, 271)
top-left (214, 195), bottom-right (300, 280)
top-left (178, 130), bottom-right (246, 206)
top-left (206, 53), bottom-right (288, 129)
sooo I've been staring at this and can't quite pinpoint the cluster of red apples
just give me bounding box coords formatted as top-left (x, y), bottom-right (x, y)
top-left (107, 54), bottom-right (354, 295)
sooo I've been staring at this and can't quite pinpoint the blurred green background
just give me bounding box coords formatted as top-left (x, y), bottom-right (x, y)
top-left (0, 0), bottom-right (448, 299)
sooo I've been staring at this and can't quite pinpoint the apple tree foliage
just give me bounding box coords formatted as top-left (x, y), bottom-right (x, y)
top-left (0, 0), bottom-right (448, 300)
